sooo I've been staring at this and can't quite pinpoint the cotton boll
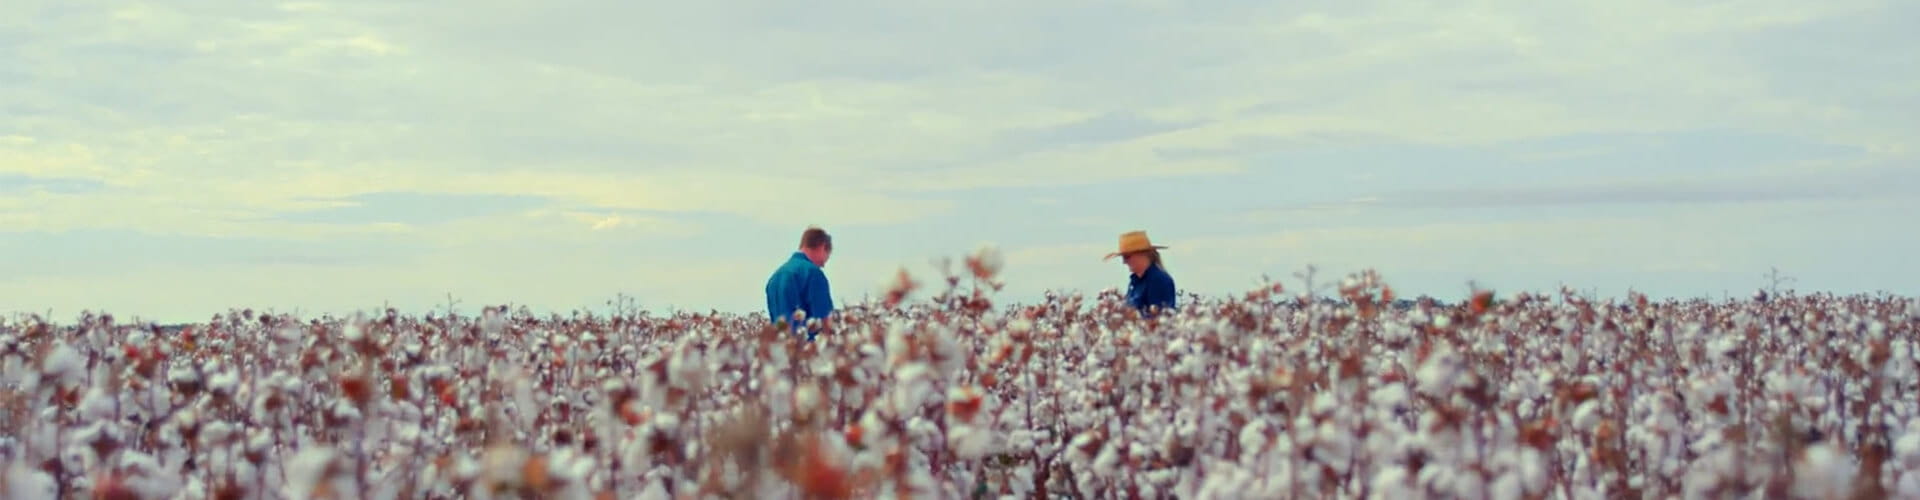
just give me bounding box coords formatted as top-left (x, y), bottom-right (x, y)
top-left (201, 421), bottom-right (235, 447)
top-left (1416, 343), bottom-right (1462, 396)
top-left (207, 368), bottom-right (241, 398)
top-left (885, 323), bottom-right (912, 367)
top-left (1899, 474), bottom-right (1920, 499)
top-left (284, 447), bottom-right (339, 500)
top-left (1093, 442), bottom-right (1127, 480)
top-left (1371, 466), bottom-right (1415, 498)
top-left (1791, 443), bottom-right (1853, 499)
top-left (1489, 472), bottom-right (1523, 500)
top-left (794, 383), bottom-right (823, 416)
top-left (108, 451), bottom-right (183, 499)
top-left (40, 342), bottom-right (84, 388)
top-left (1315, 421), bottom-right (1354, 472)
top-left (1896, 419), bottom-right (1920, 468)
top-left (667, 346), bottom-right (707, 392)
top-left (79, 386), bottom-right (117, 421)
top-left (947, 424), bottom-right (995, 460)
top-left (1370, 383), bottom-right (1409, 411)
top-left (930, 326), bottom-right (965, 377)
top-left (1571, 401), bottom-right (1603, 431)
top-left (1238, 420), bottom-right (1269, 456)
top-left (888, 363), bottom-right (934, 415)
top-left (624, 478), bottom-right (676, 500)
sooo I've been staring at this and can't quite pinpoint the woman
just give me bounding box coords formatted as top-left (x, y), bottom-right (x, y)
top-left (1105, 230), bottom-right (1177, 317)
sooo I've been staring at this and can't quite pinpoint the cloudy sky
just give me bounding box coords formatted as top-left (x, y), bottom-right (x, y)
top-left (4, 1), bottom-right (1917, 323)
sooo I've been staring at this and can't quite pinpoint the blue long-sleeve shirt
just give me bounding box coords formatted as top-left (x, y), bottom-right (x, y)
top-left (766, 251), bottom-right (833, 339)
top-left (1127, 264), bottom-right (1177, 317)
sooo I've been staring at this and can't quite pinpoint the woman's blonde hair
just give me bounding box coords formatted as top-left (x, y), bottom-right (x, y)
top-left (1135, 249), bottom-right (1165, 270)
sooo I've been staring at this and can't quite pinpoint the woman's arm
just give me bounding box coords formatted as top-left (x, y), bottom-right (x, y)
top-left (1149, 272), bottom-right (1178, 310)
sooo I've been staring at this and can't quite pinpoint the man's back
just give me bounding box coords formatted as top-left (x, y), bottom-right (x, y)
top-left (766, 251), bottom-right (833, 330)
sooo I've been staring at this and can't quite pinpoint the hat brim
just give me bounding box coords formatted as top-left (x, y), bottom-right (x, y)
top-left (1103, 245), bottom-right (1168, 260)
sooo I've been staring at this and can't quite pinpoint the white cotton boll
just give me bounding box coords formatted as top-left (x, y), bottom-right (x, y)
top-left (556, 449), bottom-right (598, 486)
top-left (1893, 420), bottom-right (1920, 468)
top-left (885, 323), bottom-right (912, 366)
top-left (1098, 444), bottom-right (1121, 478)
top-left (1489, 472), bottom-right (1523, 500)
top-left (284, 447), bottom-right (339, 500)
top-left (343, 319), bottom-right (368, 344)
top-left (201, 421), bottom-right (234, 446)
top-left (79, 386), bottom-right (117, 421)
top-left (1791, 443), bottom-right (1853, 499)
top-left (330, 399), bottom-right (361, 423)
top-left (947, 424), bottom-right (994, 460)
top-left (40, 342), bottom-right (84, 388)
top-left (667, 347), bottom-right (707, 392)
top-left (931, 328), bottom-right (965, 377)
top-left (121, 460), bottom-right (184, 499)
top-left (481, 444), bottom-right (530, 490)
top-left (1449, 466), bottom-right (1489, 499)
top-left (1370, 383), bottom-right (1409, 410)
top-left (1068, 431), bottom-right (1100, 466)
top-left (784, 383), bottom-right (818, 421)
top-left (3, 464), bottom-right (54, 500)
top-left (627, 478), bottom-right (670, 500)
top-left (1707, 335), bottom-right (1740, 358)
top-left (1418, 463), bottom-right (1458, 494)
top-left (1572, 400), bottom-right (1603, 430)
top-left (889, 363), bottom-right (934, 414)
top-left (1311, 391), bottom-right (1339, 415)
top-left (0, 355), bottom-right (26, 389)
top-left (394, 422), bottom-right (421, 444)
top-left (1416, 344), bottom-right (1461, 396)
top-left (1899, 474), bottom-right (1920, 499)
top-left (1316, 421), bottom-right (1354, 472)
top-left (1238, 421), bottom-right (1269, 456)
top-left (1006, 429), bottom-right (1036, 453)
top-left (207, 369), bottom-right (240, 397)
top-left (167, 365), bottom-right (200, 388)
top-left (479, 309), bottom-right (507, 337)
top-left (1372, 466), bottom-right (1415, 498)
top-left (907, 417), bottom-right (940, 446)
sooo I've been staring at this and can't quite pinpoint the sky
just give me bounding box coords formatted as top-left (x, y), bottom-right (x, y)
top-left (3, 1), bottom-right (1917, 324)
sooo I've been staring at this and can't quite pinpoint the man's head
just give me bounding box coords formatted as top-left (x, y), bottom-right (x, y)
top-left (799, 226), bottom-right (832, 266)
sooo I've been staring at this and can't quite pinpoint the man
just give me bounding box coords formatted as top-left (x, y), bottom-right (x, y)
top-left (765, 226), bottom-right (834, 340)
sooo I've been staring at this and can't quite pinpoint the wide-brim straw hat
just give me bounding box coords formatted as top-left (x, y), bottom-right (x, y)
top-left (1103, 230), bottom-right (1168, 260)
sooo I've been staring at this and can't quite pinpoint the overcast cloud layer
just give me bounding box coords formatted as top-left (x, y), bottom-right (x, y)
top-left (3, 0), bottom-right (1917, 322)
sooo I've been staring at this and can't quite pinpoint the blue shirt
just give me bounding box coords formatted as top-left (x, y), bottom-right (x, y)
top-left (766, 251), bottom-right (833, 339)
top-left (1127, 264), bottom-right (1177, 317)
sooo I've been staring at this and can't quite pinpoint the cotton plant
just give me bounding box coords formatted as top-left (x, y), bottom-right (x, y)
top-left (1, 263), bottom-right (1917, 499)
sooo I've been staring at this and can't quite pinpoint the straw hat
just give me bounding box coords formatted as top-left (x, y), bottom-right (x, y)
top-left (1103, 230), bottom-right (1168, 260)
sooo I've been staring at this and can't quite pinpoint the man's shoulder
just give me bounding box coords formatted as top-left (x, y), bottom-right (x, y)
top-left (770, 258), bottom-right (806, 284)
top-left (771, 257), bottom-right (826, 280)
top-left (774, 254), bottom-right (810, 271)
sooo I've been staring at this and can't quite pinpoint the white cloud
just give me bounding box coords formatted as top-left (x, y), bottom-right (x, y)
top-left (3, 0), bottom-right (1916, 318)
top-left (996, 195), bottom-right (1918, 301)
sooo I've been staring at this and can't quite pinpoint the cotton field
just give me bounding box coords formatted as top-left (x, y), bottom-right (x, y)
top-left (2, 258), bottom-right (1918, 499)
